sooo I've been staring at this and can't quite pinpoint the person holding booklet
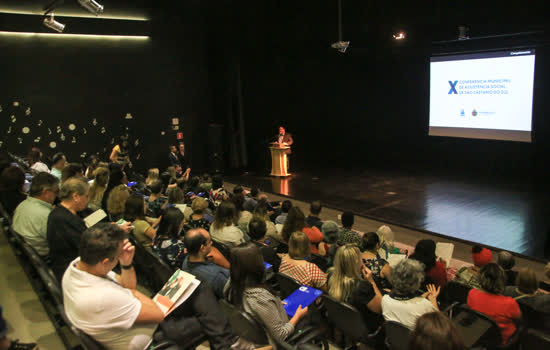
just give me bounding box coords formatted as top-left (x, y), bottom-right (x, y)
top-left (63, 223), bottom-right (252, 350)
top-left (225, 243), bottom-right (310, 345)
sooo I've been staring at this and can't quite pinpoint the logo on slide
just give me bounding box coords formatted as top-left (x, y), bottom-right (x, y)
top-left (472, 109), bottom-right (478, 116)
top-left (460, 109), bottom-right (465, 117)
top-left (448, 80), bottom-right (458, 94)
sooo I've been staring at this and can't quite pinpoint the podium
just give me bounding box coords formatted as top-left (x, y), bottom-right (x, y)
top-left (269, 144), bottom-right (291, 177)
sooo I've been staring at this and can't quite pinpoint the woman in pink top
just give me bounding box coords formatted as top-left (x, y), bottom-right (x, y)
top-left (281, 207), bottom-right (324, 254)
top-left (279, 231), bottom-right (327, 290)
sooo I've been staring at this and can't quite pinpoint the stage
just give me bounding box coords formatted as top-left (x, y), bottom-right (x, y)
top-left (226, 167), bottom-right (550, 261)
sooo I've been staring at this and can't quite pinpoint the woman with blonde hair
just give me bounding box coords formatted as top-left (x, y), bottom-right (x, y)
top-left (328, 244), bottom-right (382, 326)
top-left (376, 225), bottom-right (402, 257)
top-left (106, 184), bottom-right (131, 221)
top-left (279, 231), bottom-right (327, 290)
top-left (88, 167), bottom-right (109, 211)
top-left (145, 168), bottom-right (159, 187)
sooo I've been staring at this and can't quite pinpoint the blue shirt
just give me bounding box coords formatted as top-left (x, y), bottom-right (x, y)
top-left (181, 257), bottom-right (229, 299)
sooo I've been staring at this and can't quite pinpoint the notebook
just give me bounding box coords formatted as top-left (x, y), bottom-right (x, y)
top-left (282, 286), bottom-right (322, 317)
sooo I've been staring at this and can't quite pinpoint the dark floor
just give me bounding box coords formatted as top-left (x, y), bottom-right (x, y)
top-left (226, 167), bottom-right (550, 260)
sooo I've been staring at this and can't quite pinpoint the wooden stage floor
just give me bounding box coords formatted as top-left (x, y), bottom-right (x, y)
top-left (226, 168), bottom-right (550, 261)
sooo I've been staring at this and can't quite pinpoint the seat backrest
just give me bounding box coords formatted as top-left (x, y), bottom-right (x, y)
top-left (219, 299), bottom-right (269, 345)
top-left (309, 254), bottom-right (329, 272)
top-left (521, 328), bottom-right (550, 349)
top-left (384, 321), bottom-right (411, 350)
top-left (78, 330), bottom-right (107, 350)
top-left (517, 299), bottom-right (550, 331)
top-left (451, 304), bottom-right (501, 348)
top-left (276, 273), bottom-right (301, 299)
top-left (212, 240), bottom-right (232, 260)
top-left (130, 235), bottom-right (174, 292)
top-left (323, 295), bottom-right (370, 342)
top-left (440, 281), bottom-right (472, 305)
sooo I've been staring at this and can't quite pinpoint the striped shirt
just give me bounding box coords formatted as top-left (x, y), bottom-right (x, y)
top-left (242, 288), bottom-right (294, 344)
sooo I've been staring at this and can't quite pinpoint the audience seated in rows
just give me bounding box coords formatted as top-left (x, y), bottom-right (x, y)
top-left (182, 228), bottom-right (229, 299)
top-left (101, 163), bottom-right (127, 211)
top-left (84, 155), bottom-right (100, 179)
top-left (47, 177), bottom-right (90, 281)
top-left (361, 232), bottom-right (392, 291)
top-left (232, 193), bottom-right (252, 234)
top-left (62, 223), bottom-right (245, 350)
top-left (381, 259), bottom-right (440, 329)
top-left (317, 220), bottom-right (339, 259)
top-left (0, 166), bottom-right (26, 217)
top-left (209, 174), bottom-right (230, 207)
top-left (153, 207), bottom-right (186, 268)
top-left (12, 172), bottom-right (59, 258)
top-left (87, 167), bottom-right (109, 211)
top-left (279, 231), bottom-right (327, 290)
top-left (542, 262), bottom-right (550, 292)
top-left (29, 149), bottom-right (49, 174)
top-left (281, 206), bottom-right (323, 254)
top-left (497, 250), bottom-right (518, 286)
top-left (249, 217), bottom-right (281, 272)
top-left (49, 152), bottom-right (66, 180)
top-left (408, 312), bottom-right (465, 350)
top-left (454, 244), bottom-right (492, 289)
top-left (504, 267), bottom-right (550, 312)
top-left (61, 163), bottom-right (84, 183)
top-left (225, 243), bottom-right (310, 344)
top-left (186, 197), bottom-right (213, 231)
top-left (466, 263), bottom-right (521, 344)
top-left (409, 239), bottom-right (448, 288)
top-left (336, 211), bottom-right (361, 246)
top-left (376, 225), bottom-right (402, 258)
top-left (327, 244), bottom-right (383, 327)
top-left (210, 200), bottom-right (246, 247)
top-left (252, 200), bottom-right (277, 238)
top-left (147, 180), bottom-right (167, 218)
top-left (242, 187), bottom-right (259, 212)
top-left (107, 184), bottom-right (131, 221)
top-left (305, 200), bottom-right (323, 231)
top-left (124, 194), bottom-right (157, 251)
top-left (275, 200), bottom-right (292, 225)
top-left (145, 168), bottom-right (159, 187)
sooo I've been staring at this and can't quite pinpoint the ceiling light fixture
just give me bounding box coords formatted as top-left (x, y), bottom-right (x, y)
top-left (77, 0), bottom-right (104, 16)
top-left (331, 0), bottom-right (350, 53)
top-left (43, 13), bottom-right (66, 32)
top-left (393, 32), bottom-right (405, 40)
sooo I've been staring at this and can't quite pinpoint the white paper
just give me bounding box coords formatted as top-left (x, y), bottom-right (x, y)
top-left (387, 253), bottom-right (407, 267)
top-left (436, 242), bottom-right (454, 264)
top-left (84, 209), bottom-right (107, 228)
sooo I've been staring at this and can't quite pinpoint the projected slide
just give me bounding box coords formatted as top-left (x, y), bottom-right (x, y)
top-left (429, 50), bottom-right (535, 142)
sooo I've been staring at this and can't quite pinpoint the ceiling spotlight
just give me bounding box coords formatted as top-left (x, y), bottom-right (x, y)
top-left (393, 32), bottom-right (406, 40)
top-left (43, 14), bottom-right (65, 33)
top-left (331, 41), bottom-right (350, 53)
top-left (78, 0), bottom-right (104, 16)
top-left (458, 25), bottom-right (470, 40)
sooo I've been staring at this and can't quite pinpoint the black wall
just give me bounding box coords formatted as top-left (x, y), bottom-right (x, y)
top-left (0, 1), bottom-right (212, 173)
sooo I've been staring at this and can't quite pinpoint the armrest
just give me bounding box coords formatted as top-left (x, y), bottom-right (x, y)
top-left (286, 326), bottom-right (325, 345)
top-left (443, 301), bottom-right (461, 316)
top-left (151, 342), bottom-right (179, 350)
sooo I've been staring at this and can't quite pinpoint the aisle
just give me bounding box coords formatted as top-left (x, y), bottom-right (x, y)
top-left (0, 229), bottom-right (64, 350)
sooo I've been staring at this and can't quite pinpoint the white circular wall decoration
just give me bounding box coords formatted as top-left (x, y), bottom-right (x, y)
top-left (161, 131), bottom-right (165, 135)
top-left (68, 124), bottom-right (76, 131)
top-left (49, 141), bottom-right (57, 149)
top-left (22, 127), bottom-right (30, 134)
